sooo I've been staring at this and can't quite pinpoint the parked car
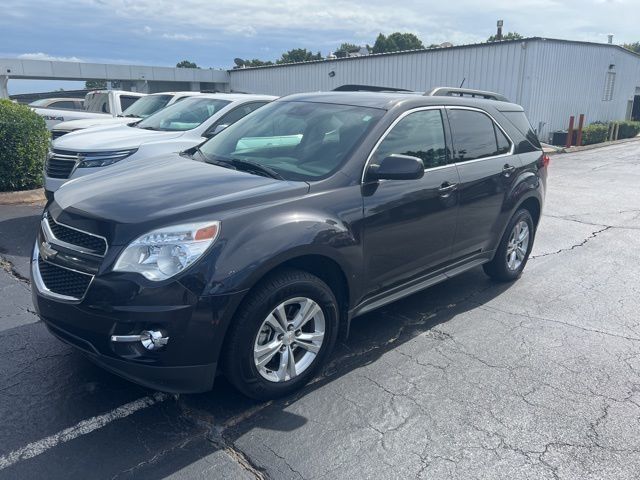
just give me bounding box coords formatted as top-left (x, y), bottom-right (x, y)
top-left (29, 98), bottom-right (85, 110)
top-left (50, 91), bottom-right (206, 140)
top-left (43, 93), bottom-right (276, 199)
top-left (32, 87), bottom-right (547, 399)
top-left (33, 90), bottom-right (146, 129)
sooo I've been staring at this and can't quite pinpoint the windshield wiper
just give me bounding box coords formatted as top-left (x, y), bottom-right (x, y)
top-left (229, 158), bottom-right (284, 180)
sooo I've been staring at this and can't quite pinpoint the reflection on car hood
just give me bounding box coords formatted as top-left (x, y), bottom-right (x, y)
top-left (52, 125), bottom-right (184, 151)
top-left (55, 154), bottom-right (308, 236)
top-left (54, 117), bottom-right (138, 132)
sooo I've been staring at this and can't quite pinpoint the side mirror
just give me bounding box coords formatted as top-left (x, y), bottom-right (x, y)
top-left (368, 154), bottom-right (424, 181)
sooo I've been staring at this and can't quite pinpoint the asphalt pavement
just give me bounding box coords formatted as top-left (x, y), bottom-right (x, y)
top-left (1, 140), bottom-right (640, 479)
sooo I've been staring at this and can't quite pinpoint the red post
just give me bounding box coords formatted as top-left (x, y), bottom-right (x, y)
top-left (566, 116), bottom-right (575, 148)
top-left (576, 114), bottom-right (585, 146)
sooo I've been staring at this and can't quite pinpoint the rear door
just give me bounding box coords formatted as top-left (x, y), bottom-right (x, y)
top-left (446, 107), bottom-right (520, 258)
top-left (362, 107), bottom-right (460, 296)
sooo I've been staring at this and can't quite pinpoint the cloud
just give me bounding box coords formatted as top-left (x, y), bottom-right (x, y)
top-left (18, 52), bottom-right (84, 62)
top-left (143, 25), bottom-right (152, 34)
top-left (224, 25), bottom-right (257, 37)
top-left (161, 33), bottom-right (204, 41)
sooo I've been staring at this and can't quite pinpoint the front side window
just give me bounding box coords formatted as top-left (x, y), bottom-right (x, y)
top-left (199, 101), bottom-right (384, 181)
top-left (120, 96), bottom-right (141, 111)
top-left (448, 109), bottom-right (509, 162)
top-left (135, 97), bottom-right (231, 131)
top-left (374, 109), bottom-right (448, 169)
top-left (121, 94), bottom-right (172, 118)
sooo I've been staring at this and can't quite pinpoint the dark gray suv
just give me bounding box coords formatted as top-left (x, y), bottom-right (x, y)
top-left (32, 87), bottom-right (547, 399)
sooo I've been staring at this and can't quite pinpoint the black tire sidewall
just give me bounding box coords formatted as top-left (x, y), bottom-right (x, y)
top-left (225, 271), bottom-right (339, 399)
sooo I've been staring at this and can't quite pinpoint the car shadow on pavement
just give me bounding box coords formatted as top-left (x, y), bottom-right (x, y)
top-left (149, 268), bottom-right (516, 478)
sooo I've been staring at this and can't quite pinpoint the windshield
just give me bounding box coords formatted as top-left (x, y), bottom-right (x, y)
top-left (29, 99), bottom-right (51, 107)
top-left (135, 97), bottom-right (231, 131)
top-left (121, 94), bottom-right (172, 118)
top-left (198, 101), bottom-right (384, 181)
top-left (84, 92), bottom-right (110, 113)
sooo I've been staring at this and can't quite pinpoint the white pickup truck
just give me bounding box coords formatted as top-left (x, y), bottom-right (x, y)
top-left (49, 91), bottom-right (204, 140)
top-left (33, 90), bottom-right (146, 130)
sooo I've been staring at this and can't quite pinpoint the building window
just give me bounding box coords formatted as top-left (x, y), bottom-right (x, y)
top-left (603, 71), bottom-right (616, 101)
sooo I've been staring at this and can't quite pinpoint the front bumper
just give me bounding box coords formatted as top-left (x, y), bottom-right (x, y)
top-left (31, 246), bottom-right (246, 393)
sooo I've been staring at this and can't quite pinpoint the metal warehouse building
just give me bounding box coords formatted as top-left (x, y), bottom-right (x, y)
top-left (228, 38), bottom-right (640, 142)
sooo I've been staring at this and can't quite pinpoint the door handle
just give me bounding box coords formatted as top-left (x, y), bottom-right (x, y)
top-left (438, 182), bottom-right (458, 193)
top-left (502, 164), bottom-right (516, 175)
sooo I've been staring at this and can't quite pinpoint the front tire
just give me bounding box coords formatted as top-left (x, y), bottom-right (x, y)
top-left (223, 269), bottom-right (339, 400)
top-left (483, 209), bottom-right (535, 282)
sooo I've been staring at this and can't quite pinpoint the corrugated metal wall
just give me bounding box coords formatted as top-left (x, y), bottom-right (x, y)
top-left (229, 39), bottom-right (640, 141)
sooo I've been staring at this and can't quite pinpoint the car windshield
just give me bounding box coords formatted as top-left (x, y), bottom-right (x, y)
top-left (198, 101), bottom-right (384, 181)
top-left (136, 97), bottom-right (231, 131)
top-left (121, 94), bottom-right (172, 118)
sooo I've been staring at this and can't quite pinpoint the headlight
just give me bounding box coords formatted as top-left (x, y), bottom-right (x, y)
top-left (113, 221), bottom-right (220, 281)
top-left (77, 149), bottom-right (138, 168)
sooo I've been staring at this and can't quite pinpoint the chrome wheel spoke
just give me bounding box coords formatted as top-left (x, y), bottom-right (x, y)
top-left (276, 346), bottom-right (297, 381)
top-left (264, 314), bottom-right (286, 335)
top-left (294, 331), bottom-right (324, 354)
top-left (255, 339), bottom-right (283, 368)
top-left (292, 299), bottom-right (320, 330)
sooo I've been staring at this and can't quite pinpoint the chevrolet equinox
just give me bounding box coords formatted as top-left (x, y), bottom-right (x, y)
top-left (32, 87), bottom-right (547, 399)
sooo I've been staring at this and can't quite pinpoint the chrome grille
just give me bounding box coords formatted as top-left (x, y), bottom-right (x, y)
top-left (45, 214), bottom-right (108, 257)
top-left (45, 150), bottom-right (77, 179)
top-left (37, 257), bottom-right (93, 299)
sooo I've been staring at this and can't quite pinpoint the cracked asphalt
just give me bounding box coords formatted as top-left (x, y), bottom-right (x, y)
top-left (1, 140), bottom-right (640, 479)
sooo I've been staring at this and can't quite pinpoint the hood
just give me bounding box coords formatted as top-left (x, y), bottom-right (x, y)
top-left (54, 154), bottom-right (308, 243)
top-left (52, 124), bottom-right (184, 151)
top-left (54, 117), bottom-right (137, 132)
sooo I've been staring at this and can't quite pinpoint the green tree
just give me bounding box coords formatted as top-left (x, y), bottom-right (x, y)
top-left (176, 60), bottom-right (198, 68)
top-left (276, 48), bottom-right (322, 64)
top-left (487, 31), bottom-right (523, 42)
top-left (334, 42), bottom-right (360, 58)
top-left (85, 79), bottom-right (107, 89)
top-left (622, 42), bottom-right (640, 53)
top-left (233, 58), bottom-right (274, 69)
top-left (372, 32), bottom-right (424, 54)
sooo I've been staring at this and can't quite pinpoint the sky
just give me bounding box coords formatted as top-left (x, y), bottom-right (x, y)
top-left (1, 0), bottom-right (638, 94)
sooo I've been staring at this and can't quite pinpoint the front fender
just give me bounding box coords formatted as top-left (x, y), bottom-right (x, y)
top-left (205, 210), bottom-right (361, 298)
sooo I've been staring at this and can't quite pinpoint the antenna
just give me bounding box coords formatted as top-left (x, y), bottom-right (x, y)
top-left (459, 78), bottom-right (466, 88)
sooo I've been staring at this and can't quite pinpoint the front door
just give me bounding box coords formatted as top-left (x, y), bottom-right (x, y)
top-left (362, 108), bottom-right (460, 297)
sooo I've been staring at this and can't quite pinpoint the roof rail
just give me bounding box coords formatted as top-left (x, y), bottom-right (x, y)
top-left (333, 84), bottom-right (413, 93)
top-left (426, 87), bottom-right (509, 102)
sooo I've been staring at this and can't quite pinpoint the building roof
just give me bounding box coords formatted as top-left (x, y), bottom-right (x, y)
top-left (231, 37), bottom-right (640, 72)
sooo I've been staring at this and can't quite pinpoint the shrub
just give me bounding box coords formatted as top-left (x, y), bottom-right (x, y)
top-left (581, 123), bottom-right (609, 145)
top-left (616, 121), bottom-right (640, 140)
top-left (0, 99), bottom-right (49, 192)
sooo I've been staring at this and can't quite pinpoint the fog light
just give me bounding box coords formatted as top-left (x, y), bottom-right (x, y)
top-left (110, 330), bottom-right (169, 350)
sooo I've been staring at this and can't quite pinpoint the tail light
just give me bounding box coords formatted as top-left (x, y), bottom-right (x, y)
top-left (542, 154), bottom-right (550, 168)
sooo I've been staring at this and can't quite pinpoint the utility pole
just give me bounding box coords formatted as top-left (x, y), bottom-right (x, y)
top-left (0, 75), bottom-right (8, 99)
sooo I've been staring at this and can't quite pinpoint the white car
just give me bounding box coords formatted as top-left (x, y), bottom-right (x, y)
top-left (50, 92), bottom-right (205, 140)
top-left (44, 93), bottom-right (276, 199)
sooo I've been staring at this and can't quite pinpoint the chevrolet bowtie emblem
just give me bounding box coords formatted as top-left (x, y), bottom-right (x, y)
top-left (40, 240), bottom-right (57, 260)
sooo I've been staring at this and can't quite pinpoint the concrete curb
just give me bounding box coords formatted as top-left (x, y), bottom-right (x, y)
top-left (0, 188), bottom-right (45, 205)
top-left (547, 136), bottom-right (640, 155)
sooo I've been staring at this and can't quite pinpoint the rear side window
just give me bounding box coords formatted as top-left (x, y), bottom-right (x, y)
top-left (50, 101), bottom-right (77, 110)
top-left (501, 111), bottom-right (542, 149)
top-left (375, 109), bottom-right (448, 169)
top-left (448, 109), bottom-right (509, 162)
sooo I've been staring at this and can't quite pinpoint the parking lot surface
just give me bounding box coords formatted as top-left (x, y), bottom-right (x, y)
top-left (1, 140), bottom-right (640, 479)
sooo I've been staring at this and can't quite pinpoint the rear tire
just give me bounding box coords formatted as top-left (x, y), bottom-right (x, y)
top-left (223, 269), bottom-right (339, 400)
top-left (483, 209), bottom-right (535, 282)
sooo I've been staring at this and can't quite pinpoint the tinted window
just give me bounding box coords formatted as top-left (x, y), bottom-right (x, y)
top-left (211, 102), bottom-right (268, 131)
top-left (375, 110), bottom-right (447, 169)
top-left (448, 109), bottom-right (505, 162)
top-left (501, 111), bottom-right (541, 148)
top-left (120, 96), bottom-right (141, 111)
top-left (199, 101), bottom-right (384, 181)
top-left (495, 125), bottom-right (511, 154)
top-left (136, 97), bottom-right (231, 132)
top-left (121, 94), bottom-right (171, 118)
top-left (50, 101), bottom-right (77, 110)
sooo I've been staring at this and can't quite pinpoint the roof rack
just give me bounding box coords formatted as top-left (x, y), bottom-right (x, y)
top-left (426, 87), bottom-right (509, 102)
top-left (332, 84), bottom-right (414, 93)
